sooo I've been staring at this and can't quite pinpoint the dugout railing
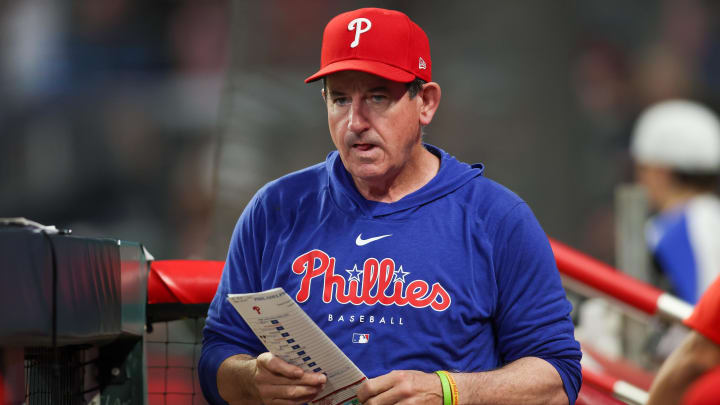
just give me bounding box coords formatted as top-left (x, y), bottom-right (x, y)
top-left (550, 238), bottom-right (696, 405)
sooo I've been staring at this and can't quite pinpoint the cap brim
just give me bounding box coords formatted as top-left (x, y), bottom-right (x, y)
top-left (305, 59), bottom-right (415, 83)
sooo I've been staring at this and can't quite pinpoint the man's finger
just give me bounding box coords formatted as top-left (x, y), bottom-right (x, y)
top-left (256, 352), bottom-right (305, 379)
top-left (356, 374), bottom-right (395, 403)
top-left (256, 352), bottom-right (327, 385)
top-left (258, 382), bottom-right (326, 403)
top-left (357, 388), bottom-right (401, 405)
top-left (255, 370), bottom-right (327, 387)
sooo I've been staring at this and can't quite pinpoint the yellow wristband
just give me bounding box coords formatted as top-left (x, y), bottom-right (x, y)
top-left (444, 371), bottom-right (459, 405)
top-left (435, 371), bottom-right (453, 405)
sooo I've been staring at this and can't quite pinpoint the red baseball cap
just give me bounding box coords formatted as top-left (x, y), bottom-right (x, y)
top-left (305, 8), bottom-right (432, 83)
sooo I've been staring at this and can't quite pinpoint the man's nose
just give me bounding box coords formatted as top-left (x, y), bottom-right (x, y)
top-left (347, 99), bottom-right (370, 133)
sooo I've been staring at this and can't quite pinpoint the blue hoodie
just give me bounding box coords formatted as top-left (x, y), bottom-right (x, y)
top-left (200, 144), bottom-right (582, 404)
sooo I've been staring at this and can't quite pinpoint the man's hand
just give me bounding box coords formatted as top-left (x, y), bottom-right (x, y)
top-left (356, 358), bottom-right (568, 405)
top-left (252, 352), bottom-right (327, 404)
top-left (217, 352), bottom-right (326, 405)
top-left (356, 370), bottom-right (443, 405)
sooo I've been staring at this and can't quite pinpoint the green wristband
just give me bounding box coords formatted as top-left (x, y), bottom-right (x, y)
top-left (435, 371), bottom-right (452, 405)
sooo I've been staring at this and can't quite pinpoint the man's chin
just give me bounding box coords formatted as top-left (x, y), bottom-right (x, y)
top-left (347, 165), bottom-right (388, 183)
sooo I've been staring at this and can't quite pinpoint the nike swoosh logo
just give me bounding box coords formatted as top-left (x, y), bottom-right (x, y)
top-left (355, 233), bottom-right (392, 246)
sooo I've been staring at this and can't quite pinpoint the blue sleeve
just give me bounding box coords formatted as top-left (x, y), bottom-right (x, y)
top-left (651, 214), bottom-right (699, 303)
top-left (198, 194), bottom-right (268, 405)
top-left (490, 203), bottom-right (582, 404)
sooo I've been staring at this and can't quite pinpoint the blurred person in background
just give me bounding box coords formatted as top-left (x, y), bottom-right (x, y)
top-left (0, 0), bottom-right (227, 259)
top-left (199, 7), bottom-right (581, 405)
top-left (630, 100), bottom-right (720, 305)
top-left (646, 276), bottom-right (720, 405)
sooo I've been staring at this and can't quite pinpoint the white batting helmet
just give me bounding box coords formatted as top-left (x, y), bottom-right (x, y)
top-left (630, 100), bottom-right (720, 172)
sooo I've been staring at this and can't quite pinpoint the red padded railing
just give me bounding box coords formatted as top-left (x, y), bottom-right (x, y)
top-left (582, 368), bottom-right (648, 405)
top-left (549, 237), bottom-right (693, 323)
top-left (148, 260), bottom-right (225, 304)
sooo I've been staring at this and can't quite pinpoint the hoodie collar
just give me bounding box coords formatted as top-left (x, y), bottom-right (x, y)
top-left (327, 144), bottom-right (483, 218)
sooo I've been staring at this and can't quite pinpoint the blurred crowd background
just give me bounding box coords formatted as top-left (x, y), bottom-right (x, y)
top-left (2, 0), bottom-right (720, 266)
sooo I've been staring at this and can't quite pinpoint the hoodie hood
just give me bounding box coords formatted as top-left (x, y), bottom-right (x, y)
top-left (326, 143), bottom-right (483, 218)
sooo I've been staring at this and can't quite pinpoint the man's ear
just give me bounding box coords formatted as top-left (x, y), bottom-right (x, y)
top-left (321, 88), bottom-right (326, 102)
top-left (418, 82), bottom-right (441, 126)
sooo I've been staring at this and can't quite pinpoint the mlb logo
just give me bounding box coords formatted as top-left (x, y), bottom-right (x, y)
top-left (352, 333), bottom-right (370, 344)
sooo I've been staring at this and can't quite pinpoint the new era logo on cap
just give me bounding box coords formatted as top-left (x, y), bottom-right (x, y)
top-left (305, 8), bottom-right (432, 83)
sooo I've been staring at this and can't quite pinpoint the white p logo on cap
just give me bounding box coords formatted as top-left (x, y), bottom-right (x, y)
top-left (348, 18), bottom-right (372, 48)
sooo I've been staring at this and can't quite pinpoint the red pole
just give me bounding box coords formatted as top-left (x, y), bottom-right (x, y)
top-left (583, 368), bottom-right (617, 394)
top-left (582, 368), bottom-right (649, 405)
top-left (549, 238), bottom-right (692, 322)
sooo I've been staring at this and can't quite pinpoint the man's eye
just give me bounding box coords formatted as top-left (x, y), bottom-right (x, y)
top-left (333, 97), bottom-right (350, 106)
top-left (369, 95), bottom-right (387, 103)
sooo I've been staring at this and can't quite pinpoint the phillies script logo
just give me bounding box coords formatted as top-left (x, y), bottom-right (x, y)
top-left (292, 250), bottom-right (451, 311)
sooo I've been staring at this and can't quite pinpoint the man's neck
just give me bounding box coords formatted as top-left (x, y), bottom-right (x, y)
top-left (659, 189), bottom-right (705, 212)
top-left (353, 147), bottom-right (440, 203)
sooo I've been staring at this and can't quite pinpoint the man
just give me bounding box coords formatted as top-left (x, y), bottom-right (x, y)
top-left (199, 8), bottom-right (581, 405)
top-left (646, 276), bottom-right (720, 405)
top-left (630, 100), bottom-right (720, 304)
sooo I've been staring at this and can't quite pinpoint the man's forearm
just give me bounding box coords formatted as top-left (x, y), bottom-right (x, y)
top-left (217, 354), bottom-right (262, 405)
top-left (453, 357), bottom-right (567, 405)
top-left (647, 332), bottom-right (720, 405)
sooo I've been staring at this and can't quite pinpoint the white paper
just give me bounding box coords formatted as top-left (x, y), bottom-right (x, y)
top-left (228, 288), bottom-right (366, 405)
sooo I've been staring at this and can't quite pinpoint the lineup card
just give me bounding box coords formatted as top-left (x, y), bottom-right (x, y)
top-left (228, 288), bottom-right (366, 405)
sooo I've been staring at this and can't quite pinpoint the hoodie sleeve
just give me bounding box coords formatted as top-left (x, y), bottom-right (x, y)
top-left (198, 194), bottom-right (268, 405)
top-left (490, 202), bottom-right (582, 404)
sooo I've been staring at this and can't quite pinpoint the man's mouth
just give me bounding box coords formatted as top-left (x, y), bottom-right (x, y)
top-left (353, 143), bottom-right (375, 152)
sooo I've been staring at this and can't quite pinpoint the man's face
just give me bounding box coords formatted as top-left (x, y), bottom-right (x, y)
top-left (324, 71), bottom-right (424, 183)
top-left (634, 163), bottom-right (673, 211)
